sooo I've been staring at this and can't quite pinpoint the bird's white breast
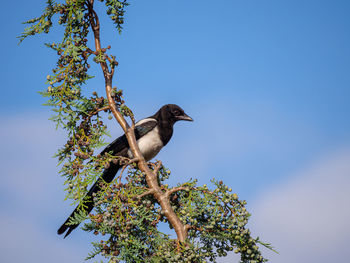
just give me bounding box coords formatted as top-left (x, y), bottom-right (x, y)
top-left (127, 119), bottom-right (163, 161)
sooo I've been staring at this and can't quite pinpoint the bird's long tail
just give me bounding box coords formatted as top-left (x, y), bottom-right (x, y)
top-left (57, 162), bottom-right (121, 238)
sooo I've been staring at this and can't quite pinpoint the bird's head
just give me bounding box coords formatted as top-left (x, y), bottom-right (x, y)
top-left (159, 104), bottom-right (193, 124)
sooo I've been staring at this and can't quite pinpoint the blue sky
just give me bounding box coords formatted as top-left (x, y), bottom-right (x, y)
top-left (1, 0), bottom-right (349, 262)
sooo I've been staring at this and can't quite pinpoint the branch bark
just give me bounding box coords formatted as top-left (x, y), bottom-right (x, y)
top-left (86, 1), bottom-right (188, 242)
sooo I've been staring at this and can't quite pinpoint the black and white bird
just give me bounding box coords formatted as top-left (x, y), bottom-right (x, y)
top-left (58, 104), bottom-right (193, 238)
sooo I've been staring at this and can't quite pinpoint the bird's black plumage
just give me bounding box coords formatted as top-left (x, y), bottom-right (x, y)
top-left (57, 104), bottom-right (192, 238)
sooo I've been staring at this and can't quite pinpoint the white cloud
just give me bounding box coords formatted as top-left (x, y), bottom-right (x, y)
top-left (0, 113), bottom-right (64, 210)
top-left (0, 113), bottom-right (106, 262)
top-left (0, 213), bottom-right (86, 263)
top-left (247, 148), bottom-right (350, 263)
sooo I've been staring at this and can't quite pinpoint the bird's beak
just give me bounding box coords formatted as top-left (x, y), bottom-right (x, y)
top-left (177, 113), bottom-right (193, 122)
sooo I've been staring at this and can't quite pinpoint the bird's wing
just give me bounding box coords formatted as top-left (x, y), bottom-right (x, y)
top-left (100, 118), bottom-right (158, 156)
top-left (58, 119), bottom-right (158, 238)
top-left (134, 118), bottom-right (158, 139)
top-left (100, 134), bottom-right (128, 156)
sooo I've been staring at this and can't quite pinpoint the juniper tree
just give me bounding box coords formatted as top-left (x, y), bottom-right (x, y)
top-left (20, 1), bottom-right (274, 262)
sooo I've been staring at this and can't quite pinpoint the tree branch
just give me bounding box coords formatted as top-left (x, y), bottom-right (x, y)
top-left (87, 1), bottom-right (188, 243)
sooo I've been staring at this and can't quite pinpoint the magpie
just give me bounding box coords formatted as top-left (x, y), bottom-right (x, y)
top-left (58, 104), bottom-right (193, 238)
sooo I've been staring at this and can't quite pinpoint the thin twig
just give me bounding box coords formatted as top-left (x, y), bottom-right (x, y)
top-left (165, 186), bottom-right (189, 198)
top-left (88, 105), bottom-right (110, 117)
top-left (137, 189), bottom-right (156, 199)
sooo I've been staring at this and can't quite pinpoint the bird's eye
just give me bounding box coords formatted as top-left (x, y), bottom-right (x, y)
top-left (173, 110), bottom-right (180, 116)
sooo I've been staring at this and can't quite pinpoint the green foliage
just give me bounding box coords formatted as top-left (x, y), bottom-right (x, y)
top-left (18, 0), bottom-right (55, 41)
top-left (104, 0), bottom-right (129, 33)
top-left (82, 165), bottom-right (269, 262)
top-left (19, 0), bottom-right (130, 206)
top-left (177, 179), bottom-right (266, 262)
top-left (20, 1), bottom-right (273, 262)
